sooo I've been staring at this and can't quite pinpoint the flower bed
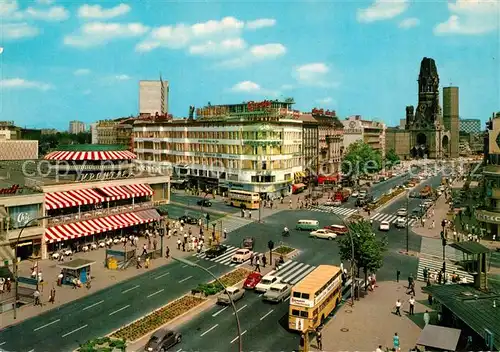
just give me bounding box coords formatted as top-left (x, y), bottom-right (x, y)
top-left (368, 188), bottom-right (406, 210)
top-left (78, 337), bottom-right (126, 352)
top-left (273, 246), bottom-right (295, 255)
top-left (194, 268), bottom-right (250, 296)
top-left (111, 296), bottom-right (206, 342)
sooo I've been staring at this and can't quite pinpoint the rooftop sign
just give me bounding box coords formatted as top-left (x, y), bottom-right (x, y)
top-left (0, 184), bottom-right (23, 195)
top-left (312, 108), bottom-right (336, 117)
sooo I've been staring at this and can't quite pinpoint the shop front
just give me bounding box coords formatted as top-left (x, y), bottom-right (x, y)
top-left (317, 174), bottom-right (339, 185)
top-left (475, 209), bottom-right (500, 239)
top-left (221, 180), bottom-right (292, 198)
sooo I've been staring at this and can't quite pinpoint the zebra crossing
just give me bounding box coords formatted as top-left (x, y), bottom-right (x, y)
top-left (420, 237), bottom-right (461, 262)
top-left (417, 256), bottom-right (474, 283)
top-left (193, 245), bottom-right (263, 267)
top-left (370, 212), bottom-right (417, 226)
top-left (266, 260), bottom-right (317, 285)
top-left (209, 216), bottom-right (252, 234)
top-left (307, 205), bottom-right (358, 217)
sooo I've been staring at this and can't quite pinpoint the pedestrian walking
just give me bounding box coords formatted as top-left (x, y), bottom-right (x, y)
top-left (316, 330), bottom-right (322, 350)
top-left (262, 255), bottom-right (267, 268)
top-left (177, 238), bottom-right (181, 250)
top-left (6, 277), bottom-right (11, 292)
top-left (145, 257), bottom-right (150, 269)
top-left (395, 299), bottom-right (402, 316)
top-left (34, 289), bottom-right (41, 306)
top-left (184, 233), bottom-right (188, 243)
top-left (407, 273), bottom-right (413, 288)
top-left (142, 244), bottom-right (148, 256)
top-left (250, 252), bottom-right (254, 266)
top-left (248, 210), bottom-right (252, 219)
top-left (182, 241), bottom-right (186, 252)
top-left (423, 310), bottom-right (430, 325)
top-left (409, 296), bottom-right (415, 315)
top-left (148, 237), bottom-right (152, 250)
top-left (223, 228), bottom-right (227, 239)
top-left (153, 238), bottom-right (157, 251)
top-left (49, 287), bottom-right (55, 304)
top-left (408, 281), bottom-right (416, 295)
top-left (396, 269), bottom-right (400, 282)
top-left (393, 333), bottom-right (400, 351)
top-left (254, 257), bottom-right (261, 272)
top-left (136, 256), bottom-right (142, 268)
top-left (166, 246), bottom-right (170, 258)
top-left (423, 267), bottom-right (428, 281)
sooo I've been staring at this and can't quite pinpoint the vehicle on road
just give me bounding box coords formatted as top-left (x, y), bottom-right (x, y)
top-left (324, 224), bottom-right (348, 235)
top-left (217, 286), bottom-right (245, 304)
top-left (144, 328), bottom-right (181, 352)
top-left (225, 190), bottom-right (260, 210)
top-left (332, 199), bottom-right (342, 206)
top-left (359, 189), bottom-right (367, 197)
top-left (232, 248), bottom-right (253, 263)
top-left (263, 283), bottom-right (291, 303)
top-left (255, 275), bottom-right (282, 293)
top-left (296, 219), bottom-right (319, 231)
top-left (205, 244), bottom-right (228, 259)
top-left (334, 189), bottom-right (350, 202)
top-left (396, 208), bottom-right (407, 217)
top-left (178, 214), bottom-right (198, 225)
top-left (379, 221), bottom-right (390, 231)
top-left (411, 207), bottom-right (424, 219)
top-left (242, 237), bottom-right (255, 250)
top-left (396, 217), bottom-right (406, 228)
top-left (289, 265), bottom-right (342, 332)
top-left (243, 272), bottom-right (262, 289)
top-left (196, 199), bottom-right (212, 207)
top-left (351, 190), bottom-right (359, 197)
top-left (323, 200), bottom-right (337, 206)
top-left (310, 229), bottom-right (337, 240)
top-left (420, 185), bottom-right (432, 198)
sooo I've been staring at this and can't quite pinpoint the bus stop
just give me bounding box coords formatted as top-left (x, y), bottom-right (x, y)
top-left (58, 259), bottom-right (95, 285)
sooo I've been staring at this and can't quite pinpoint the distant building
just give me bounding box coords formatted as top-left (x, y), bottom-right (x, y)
top-left (40, 129), bottom-right (58, 135)
top-left (342, 115), bottom-right (386, 156)
top-left (69, 120), bottom-right (86, 134)
top-left (399, 119), bottom-right (406, 129)
top-left (95, 118), bottom-right (134, 150)
top-left (20, 128), bottom-right (42, 140)
top-left (0, 121), bottom-right (20, 140)
top-left (90, 123), bottom-right (98, 144)
top-left (139, 79), bottom-right (169, 116)
top-left (460, 118), bottom-right (481, 134)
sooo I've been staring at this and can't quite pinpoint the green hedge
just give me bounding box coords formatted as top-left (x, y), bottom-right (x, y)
top-left (77, 337), bottom-right (126, 352)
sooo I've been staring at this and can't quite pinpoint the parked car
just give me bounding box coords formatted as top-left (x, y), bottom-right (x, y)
top-left (205, 244), bottom-right (228, 259)
top-left (197, 199), bottom-right (212, 207)
top-left (178, 214), bottom-right (198, 225)
top-left (217, 286), bottom-right (245, 305)
top-left (324, 224), bottom-right (348, 235)
top-left (396, 217), bottom-right (406, 228)
top-left (310, 229), bottom-right (337, 240)
top-left (332, 200), bottom-right (342, 206)
top-left (351, 191), bottom-right (359, 197)
top-left (231, 248), bottom-right (253, 263)
top-left (242, 237), bottom-right (255, 250)
top-left (243, 272), bottom-right (262, 289)
top-left (396, 208), bottom-right (407, 217)
top-left (262, 283), bottom-right (291, 303)
top-left (255, 275), bottom-right (282, 293)
top-left (144, 328), bottom-right (181, 352)
top-left (379, 221), bottom-right (390, 231)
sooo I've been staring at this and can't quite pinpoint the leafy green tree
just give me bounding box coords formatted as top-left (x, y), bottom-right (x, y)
top-left (385, 149), bottom-right (400, 168)
top-left (341, 141), bottom-right (382, 178)
top-left (337, 220), bottom-right (388, 290)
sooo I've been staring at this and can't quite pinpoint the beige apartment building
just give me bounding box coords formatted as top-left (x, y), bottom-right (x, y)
top-left (134, 99), bottom-right (303, 197)
top-left (342, 115), bottom-right (386, 156)
top-left (95, 118), bottom-right (134, 150)
top-left (139, 80), bottom-right (169, 116)
top-left (69, 120), bottom-right (86, 134)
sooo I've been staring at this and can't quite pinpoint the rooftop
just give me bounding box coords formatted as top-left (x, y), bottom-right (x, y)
top-left (56, 144), bottom-right (128, 151)
top-left (450, 241), bottom-right (490, 255)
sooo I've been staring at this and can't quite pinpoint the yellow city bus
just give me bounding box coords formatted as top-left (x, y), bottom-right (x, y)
top-left (288, 265), bottom-right (342, 332)
top-left (225, 190), bottom-right (260, 210)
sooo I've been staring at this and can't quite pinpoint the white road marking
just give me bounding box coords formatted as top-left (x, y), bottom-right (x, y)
top-left (109, 305), bottom-right (130, 316)
top-left (121, 285), bottom-right (139, 294)
top-left (285, 296), bottom-right (291, 302)
top-left (61, 324), bottom-right (88, 338)
top-left (212, 306), bottom-right (228, 317)
top-left (179, 276), bottom-right (192, 283)
top-left (27, 349), bottom-right (34, 352)
top-left (233, 304), bottom-right (247, 314)
top-left (207, 264), bottom-right (216, 270)
top-left (147, 289), bottom-right (165, 298)
top-left (33, 319), bottom-right (60, 331)
top-left (0, 342), bottom-right (5, 346)
top-left (154, 272), bottom-right (170, 280)
top-left (260, 309), bottom-right (274, 320)
top-left (175, 349), bottom-right (182, 352)
top-left (83, 300), bottom-right (104, 311)
top-left (181, 265), bottom-right (188, 268)
top-left (200, 324), bottom-right (219, 337)
top-left (230, 330), bottom-right (247, 344)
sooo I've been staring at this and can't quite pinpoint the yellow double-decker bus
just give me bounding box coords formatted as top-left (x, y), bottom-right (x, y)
top-left (288, 265), bottom-right (342, 332)
top-left (225, 190), bottom-right (260, 210)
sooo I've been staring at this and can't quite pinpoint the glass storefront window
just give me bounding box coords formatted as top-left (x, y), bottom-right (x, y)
top-left (8, 204), bottom-right (41, 229)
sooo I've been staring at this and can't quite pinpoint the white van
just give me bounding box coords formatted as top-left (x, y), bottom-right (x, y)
top-left (396, 217), bottom-right (406, 228)
top-left (295, 219), bottom-right (320, 231)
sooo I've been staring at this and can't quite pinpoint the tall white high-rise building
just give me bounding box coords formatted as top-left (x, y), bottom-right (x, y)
top-left (69, 120), bottom-right (86, 134)
top-left (90, 123), bottom-right (98, 144)
top-left (139, 79), bottom-right (169, 116)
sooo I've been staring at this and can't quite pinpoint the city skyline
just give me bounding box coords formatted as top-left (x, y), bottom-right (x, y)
top-left (0, 0), bottom-right (498, 129)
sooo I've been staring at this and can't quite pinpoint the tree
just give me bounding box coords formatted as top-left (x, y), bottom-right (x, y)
top-left (385, 149), bottom-right (400, 168)
top-left (341, 141), bottom-right (382, 178)
top-left (337, 220), bottom-right (388, 290)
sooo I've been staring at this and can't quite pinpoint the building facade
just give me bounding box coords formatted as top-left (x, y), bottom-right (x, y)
top-left (139, 80), bottom-right (169, 116)
top-left (0, 140), bottom-right (38, 160)
top-left (134, 99), bottom-right (303, 197)
top-left (460, 118), bottom-right (481, 134)
top-left (298, 114), bottom-right (318, 179)
top-left (443, 86), bottom-right (460, 158)
top-left (69, 120), bottom-right (86, 134)
top-left (0, 121), bottom-right (20, 140)
top-left (342, 115), bottom-right (386, 156)
top-left (95, 119), bottom-right (134, 150)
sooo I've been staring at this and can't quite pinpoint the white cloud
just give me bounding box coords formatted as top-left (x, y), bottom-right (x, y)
top-left (357, 0), bottom-right (408, 23)
top-left (36, 0), bottom-right (55, 5)
top-left (246, 18), bottom-right (276, 30)
top-left (434, 0), bottom-right (499, 35)
top-left (217, 43), bottom-right (286, 68)
top-left (188, 38), bottom-right (246, 56)
top-left (64, 22), bottom-right (149, 48)
top-left (399, 17), bottom-right (420, 29)
top-left (24, 6), bottom-right (69, 21)
top-left (0, 0), bottom-right (19, 17)
top-left (114, 74), bottom-right (130, 80)
top-left (316, 97), bottom-right (334, 105)
top-left (1, 23), bottom-right (39, 40)
top-left (0, 47), bottom-right (3, 54)
top-left (74, 68), bottom-right (91, 76)
top-left (0, 78), bottom-right (52, 90)
top-left (294, 63), bottom-right (339, 88)
top-left (78, 4), bottom-right (130, 19)
top-left (231, 81), bottom-right (261, 92)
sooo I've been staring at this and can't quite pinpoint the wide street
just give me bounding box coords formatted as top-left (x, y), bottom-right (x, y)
top-left (0, 172), bottom-right (427, 352)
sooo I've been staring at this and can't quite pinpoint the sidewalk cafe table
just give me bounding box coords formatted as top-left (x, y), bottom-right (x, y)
top-left (57, 259), bottom-right (95, 286)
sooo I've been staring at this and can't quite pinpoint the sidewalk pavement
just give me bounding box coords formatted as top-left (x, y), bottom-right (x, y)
top-left (316, 281), bottom-right (426, 351)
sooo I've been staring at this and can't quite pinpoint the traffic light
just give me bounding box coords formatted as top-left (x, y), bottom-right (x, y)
top-left (440, 231), bottom-right (444, 239)
top-left (442, 238), bottom-right (447, 247)
top-left (268, 240), bottom-right (274, 251)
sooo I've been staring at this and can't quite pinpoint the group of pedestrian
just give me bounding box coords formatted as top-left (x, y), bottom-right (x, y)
top-left (0, 277), bottom-right (12, 294)
top-left (240, 209), bottom-right (252, 219)
top-left (250, 253), bottom-right (267, 272)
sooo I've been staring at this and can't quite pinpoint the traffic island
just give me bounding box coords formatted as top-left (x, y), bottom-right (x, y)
top-left (192, 267), bottom-right (251, 296)
top-left (272, 245), bottom-right (298, 259)
top-left (77, 337), bottom-right (126, 352)
top-left (368, 188), bottom-right (406, 212)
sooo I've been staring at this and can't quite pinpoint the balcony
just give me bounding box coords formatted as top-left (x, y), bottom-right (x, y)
top-left (47, 201), bottom-right (154, 226)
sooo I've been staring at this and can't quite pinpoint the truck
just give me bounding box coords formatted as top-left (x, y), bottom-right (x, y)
top-left (420, 185), bottom-right (432, 198)
top-left (334, 189), bottom-right (350, 202)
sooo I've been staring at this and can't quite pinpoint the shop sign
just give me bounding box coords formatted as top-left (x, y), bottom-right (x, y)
top-left (290, 297), bottom-right (314, 308)
top-left (312, 108), bottom-right (336, 117)
top-left (475, 210), bottom-right (500, 224)
top-left (8, 204), bottom-right (39, 229)
top-left (196, 106), bottom-right (229, 118)
top-left (0, 184), bottom-right (22, 195)
top-left (77, 171), bottom-right (134, 182)
top-left (194, 152), bottom-right (223, 158)
top-left (247, 100), bottom-right (272, 112)
top-left (197, 139), bottom-right (219, 144)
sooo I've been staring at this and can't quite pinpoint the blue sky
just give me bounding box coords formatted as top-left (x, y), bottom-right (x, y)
top-left (0, 0), bottom-right (498, 130)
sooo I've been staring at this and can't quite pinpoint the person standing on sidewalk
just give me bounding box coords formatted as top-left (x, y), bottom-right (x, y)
top-left (33, 289), bottom-right (41, 306)
top-left (223, 228), bottom-right (227, 239)
top-left (166, 246), bottom-right (170, 258)
top-left (393, 333), bottom-right (400, 351)
top-left (409, 296), bottom-right (415, 315)
top-left (254, 257), bottom-right (261, 272)
top-left (395, 299), bottom-right (402, 316)
top-left (316, 329), bottom-right (322, 351)
top-left (262, 255), bottom-right (267, 268)
top-left (142, 244), bottom-right (148, 256)
top-left (49, 287), bottom-right (55, 304)
top-left (177, 238), bottom-right (181, 250)
top-left (396, 270), bottom-right (401, 282)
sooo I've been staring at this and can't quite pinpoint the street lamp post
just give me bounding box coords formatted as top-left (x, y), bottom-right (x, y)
top-left (406, 190), bottom-right (410, 253)
top-left (200, 192), bottom-right (211, 230)
top-left (172, 257), bottom-right (243, 352)
top-left (13, 215), bottom-right (50, 320)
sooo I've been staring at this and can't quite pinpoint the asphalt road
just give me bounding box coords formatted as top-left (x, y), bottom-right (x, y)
top-left (0, 259), bottom-right (235, 352)
top-left (170, 193), bottom-right (236, 214)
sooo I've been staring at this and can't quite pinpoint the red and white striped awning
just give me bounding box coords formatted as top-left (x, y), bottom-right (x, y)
top-left (125, 184), bottom-right (154, 197)
top-left (44, 209), bottom-right (161, 243)
top-left (44, 150), bottom-right (136, 161)
top-left (45, 189), bottom-right (105, 210)
top-left (98, 186), bottom-right (133, 201)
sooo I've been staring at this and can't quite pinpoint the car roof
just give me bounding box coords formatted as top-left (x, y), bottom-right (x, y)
top-left (248, 272), bottom-right (262, 278)
top-left (329, 224), bottom-right (346, 229)
top-left (381, 221), bottom-right (390, 224)
top-left (152, 328), bottom-right (172, 338)
top-left (226, 286), bottom-right (239, 293)
top-left (270, 283), bottom-right (288, 290)
top-left (236, 248), bottom-right (249, 252)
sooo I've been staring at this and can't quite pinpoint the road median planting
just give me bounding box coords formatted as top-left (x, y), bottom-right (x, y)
top-left (193, 267), bottom-right (251, 296)
top-left (272, 245), bottom-right (298, 259)
top-left (77, 337), bottom-right (126, 352)
top-left (368, 187), bottom-right (406, 211)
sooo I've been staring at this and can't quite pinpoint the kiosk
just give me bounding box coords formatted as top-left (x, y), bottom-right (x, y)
top-left (57, 259), bottom-right (95, 285)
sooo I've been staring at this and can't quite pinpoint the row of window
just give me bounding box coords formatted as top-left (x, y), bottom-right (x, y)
top-left (136, 143), bottom-right (301, 155)
top-left (134, 130), bottom-right (301, 140)
top-left (290, 286), bottom-right (341, 320)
